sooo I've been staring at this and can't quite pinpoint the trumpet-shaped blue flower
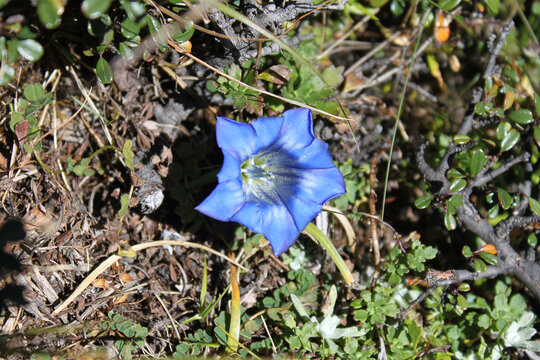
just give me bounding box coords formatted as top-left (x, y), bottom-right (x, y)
top-left (196, 108), bottom-right (346, 256)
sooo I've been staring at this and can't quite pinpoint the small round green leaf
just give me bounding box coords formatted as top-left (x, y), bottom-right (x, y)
top-left (414, 195), bottom-right (431, 209)
top-left (479, 252), bottom-right (498, 265)
top-left (496, 122), bottom-right (508, 140)
top-left (457, 294), bottom-right (468, 311)
top-left (444, 213), bottom-right (457, 231)
top-left (527, 233), bottom-right (538, 247)
top-left (528, 197), bottom-right (540, 216)
top-left (96, 57), bottom-right (113, 84)
top-left (447, 194), bottom-right (463, 208)
top-left (23, 83), bottom-right (45, 102)
top-left (500, 129), bottom-right (520, 152)
top-left (81, 0), bottom-right (112, 19)
top-left (462, 245), bottom-right (473, 257)
top-left (469, 149), bottom-right (487, 176)
top-left (447, 168), bottom-right (465, 179)
top-left (497, 188), bottom-right (512, 210)
top-left (485, 0), bottom-right (500, 13)
top-left (459, 283), bottom-right (471, 292)
top-left (37, 0), bottom-right (63, 29)
top-left (509, 109), bottom-right (533, 125)
top-left (488, 204), bottom-right (499, 219)
top-left (16, 39), bottom-right (44, 61)
top-left (449, 178), bottom-right (467, 193)
top-left (453, 134), bottom-right (471, 144)
top-left (474, 258), bottom-right (487, 272)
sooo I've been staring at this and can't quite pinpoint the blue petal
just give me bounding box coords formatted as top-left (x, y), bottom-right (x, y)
top-left (195, 178), bottom-right (245, 221)
top-left (273, 108), bottom-right (315, 152)
top-left (282, 138), bottom-right (336, 169)
top-left (217, 150), bottom-right (241, 182)
top-left (231, 199), bottom-right (300, 256)
top-left (216, 117), bottom-right (261, 162)
top-left (272, 167), bottom-right (345, 206)
top-left (279, 190), bottom-right (322, 232)
top-left (251, 115), bottom-right (284, 148)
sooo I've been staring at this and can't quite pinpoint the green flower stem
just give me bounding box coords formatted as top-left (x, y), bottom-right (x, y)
top-left (303, 223), bottom-right (354, 286)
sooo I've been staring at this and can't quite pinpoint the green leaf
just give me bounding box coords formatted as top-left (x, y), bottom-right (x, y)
top-left (123, 140), bottom-right (134, 170)
top-left (488, 204), bottom-right (499, 219)
top-left (118, 193), bottom-right (130, 217)
top-left (497, 188), bottom-right (512, 210)
top-left (171, 25), bottom-right (195, 43)
top-left (453, 134), bottom-right (471, 144)
top-left (535, 93), bottom-right (540, 117)
top-left (37, 0), bottom-right (63, 29)
top-left (500, 129), bottom-right (520, 152)
top-left (527, 233), bottom-right (538, 247)
top-left (439, 0), bottom-right (461, 11)
top-left (444, 213), bottom-right (457, 231)
top-left (81, 0), bottom-right (112, 19)
top-left (96, 57), bottom-right (113, 84)
top-left (509, 109), bottom-right (533, 125)
top-left (462, 245), bottom-right (473, 257)
top-left (474, 258), bottom-right (487, 272)
top-left (485, 0), bottom-right (500, 13)
top-left (17, 39), bottom-right (43, 61)
top-left (534, 126), bottom-right (540, 146)
top-left (447, 168), bottom-right (465, 179)
top-left (496, 122), bottom-right (508, 140)
top-left (369, 0), bottom-right (389, 7)
top-left (449, 178), bottom-right (467, 193)
top-left (24, 84), bottom-right (45, 102)
top-left (414, 195), bottom-right (431, 209)
top-left (447, 194), bottom-right (463, 208)
top-left (479, 252), bottom-right (498, 265)
top-left (457, 294), bottom-right (468, 310)
top-left (528, 197), bottom-right (540, 216)
top-left (469, 149), bottom-right (487, 176)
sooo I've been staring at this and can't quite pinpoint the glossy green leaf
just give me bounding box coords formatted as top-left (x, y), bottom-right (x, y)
top-left (96, 57), bottom-right (113, 84)
top-left (172, 25), bottom-right (195, 43)
top-left (457, 294), bottom-right (468, 311)
top-left (447, 168), bottom-right (465, 179)
top-left (414, 195), bottom-right (431, 209)
top-left (500, 129), bottom-right (520, 152)
top-left (509, 109), bottom-right (533, 124)
top-left (462, 246), bottom-right (472, 257)
top-left (529, 197), bottom-right (540, 216)
top-left (453, 134), bottom-right (471, 144)
top-left (458, 283), bottom-right (471, 292)
top-left (449, 178), bottom-right (467, 193)
top-left (496, 122), bottom-right (508, 140)
top-left (497, 188), bottom-right (512, 210)
top-left (469, 149), bottom-right (487, 176)
top-left (81, 0), bottom-right (112, 19)
top-left (488, 204), bottom-right (499, 219)
top-left (23, 84), bottom-right (45, 102)
top-left (37, 0), bottom-right (63, 29)
top-left (528, 233), bottom-right (538, 247)
top-left (474, 258), bottom-right (487, 272)
top-left (16, 39), bottom-right (44, 61)
top-left (479, 252), bottom-right (498, 265)
top-left (444, 213), bottom-right (457, 231)
top-left (447, 194), bottom-right (463, 208)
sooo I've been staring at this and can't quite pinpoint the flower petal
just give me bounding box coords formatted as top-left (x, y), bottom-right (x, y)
top-left (283, 138), bottom-right (336, 169)
top-left (216, 117), bottom-right (260, 161)
top-left (217, 150), bottom-right (241, 182)
top-left (231, 199), bottom-right (299, 256)
top-left (273, 108), bottom-right (315, 152)
top-left (195, 178), bottom-right (245, 221)
top-left (273, 167), bottom-right (346, 206)
top-left (251, 115), bottom-right (284, 148)
top-left (279, 190), bottom-right (322, 232)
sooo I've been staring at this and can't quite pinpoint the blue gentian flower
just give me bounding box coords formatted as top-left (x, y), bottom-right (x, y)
top-left (196, 108), bottom-right (346, 256)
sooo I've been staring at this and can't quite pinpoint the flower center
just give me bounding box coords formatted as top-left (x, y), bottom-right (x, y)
top-left (241, 154), bottom-right (275, 183)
